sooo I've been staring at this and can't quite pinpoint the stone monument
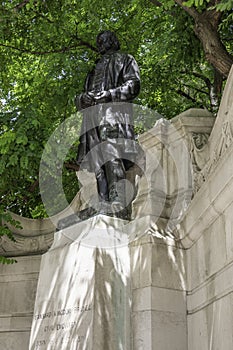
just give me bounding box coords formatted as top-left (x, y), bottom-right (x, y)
top-left (1, 38), bottom-right (233, 350)
top-left (30, 30), bottom-right (143, 350)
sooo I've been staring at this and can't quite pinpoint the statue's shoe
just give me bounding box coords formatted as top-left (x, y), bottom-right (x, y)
top-left (56, 207), bottom-right (97, 230)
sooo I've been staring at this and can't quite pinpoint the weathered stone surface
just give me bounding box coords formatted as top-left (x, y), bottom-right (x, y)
top-left (29, 216), bottom-right (131, 350)
top-left (179, 65), bottom-right (233, 350)
top-left (27, 216), bottom-right (189, 350)
top-left (132, 109), bottom-right (215, 229)
top-left (130, 234), bottom-right (187, 350)
top-left (0, 255), bottom-right (41, 349)
top-left (187, 295), bottom-right (233, 350)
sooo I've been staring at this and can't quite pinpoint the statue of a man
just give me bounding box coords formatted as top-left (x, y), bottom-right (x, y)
top-left (75, 30), bottom-right (141, 219)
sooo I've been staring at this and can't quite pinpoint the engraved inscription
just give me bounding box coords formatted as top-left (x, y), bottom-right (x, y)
top-left (34, 304), bottom-right (91, 321)
top-left (32, 303), bottom-right (92, 349)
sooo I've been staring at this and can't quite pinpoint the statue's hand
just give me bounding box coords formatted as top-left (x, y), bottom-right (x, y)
top-left (81, 92), bottom-right (95, 107)
top-left (94, 91), bottom-right (112, 103)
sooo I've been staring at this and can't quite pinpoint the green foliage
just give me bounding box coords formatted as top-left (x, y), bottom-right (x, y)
top-left (215, 0), bottom-right (233, 11)
top-left (183, 0), bottom-right (210, 6)
top-left (0, 209), bottom-right (21, 239)
top-left (0, 256), bottom-right (17, 264)
top-left (136, 4), bottom-right (208, 117)
top-left (0, 207), bottom-right (20, 264)
top-left (0, 0), bottom-right (232, 226)
top-left (183, 0), bottom-right (233, 10)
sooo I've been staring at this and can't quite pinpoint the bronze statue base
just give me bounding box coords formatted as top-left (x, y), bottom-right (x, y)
top-left (56, 203), bottom-right (131, 231)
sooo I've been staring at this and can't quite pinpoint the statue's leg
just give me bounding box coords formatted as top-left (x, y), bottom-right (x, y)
top-left (105, 159), bottom-right (132, 220)
top-left (94, 160), bottom-right (131, 219)
top-left (95, 166), bottom-right (109, 202)
top-left (105, 159), bottom-right (125, 204)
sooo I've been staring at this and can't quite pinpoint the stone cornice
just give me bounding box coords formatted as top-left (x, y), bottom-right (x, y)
top-left (0, 192), bottom-right (82, 256)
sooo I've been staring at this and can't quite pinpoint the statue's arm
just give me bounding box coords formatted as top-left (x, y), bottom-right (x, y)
top-left (109, 55), bottom-right (140, 102)
top-left (74, 71), bottom-right (95, 110)
top-left (74, 92), bottom-right (95, 110)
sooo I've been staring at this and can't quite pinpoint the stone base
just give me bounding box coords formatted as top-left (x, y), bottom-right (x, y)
top-left (29, 215), bottom-right (131, 350)
top-left (0, 215), bottom-right (189, 349)
top-left (29, 215), bottom-right (187, 350)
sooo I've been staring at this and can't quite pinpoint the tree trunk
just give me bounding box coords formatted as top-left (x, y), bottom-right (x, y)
top-left (174, 0), bottom-right (233, 78)
top-left (210, 68), bottom-right (223, 113)
top-left (194, 14), bottom-right (233, 78)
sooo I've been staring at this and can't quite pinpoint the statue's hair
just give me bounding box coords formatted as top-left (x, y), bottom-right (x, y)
top-left (96, 30), bottom-right (120, 51)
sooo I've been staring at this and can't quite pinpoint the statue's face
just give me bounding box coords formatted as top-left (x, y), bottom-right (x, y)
top-left (96, 32), bottom-right (114, 54)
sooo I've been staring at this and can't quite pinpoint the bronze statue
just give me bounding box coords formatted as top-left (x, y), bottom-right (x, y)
top-left (73, 31), bottom-right (141, 222)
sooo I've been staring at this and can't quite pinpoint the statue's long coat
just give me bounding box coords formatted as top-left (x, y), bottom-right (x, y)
top-left (75, 50), bottom-right (142, 173)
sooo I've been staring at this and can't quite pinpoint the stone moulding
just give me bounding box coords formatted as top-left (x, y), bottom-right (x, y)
top-left (0, 192), bottom-right (82, 256)
top-left (193, 65), bottom-right (233, 190)
top-left (178, 139), bottom-right (233, 249)
top-left (177, 65), bottom-right (233, 248)
top-left (0, 232), bottom-right (55, 257)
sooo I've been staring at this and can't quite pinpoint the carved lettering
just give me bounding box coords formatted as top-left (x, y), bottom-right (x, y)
top-left (34, 304), bottom-right (91, 321)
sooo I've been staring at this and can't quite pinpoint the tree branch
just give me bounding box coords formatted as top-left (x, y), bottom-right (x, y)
top-left (73, 36), bottom-right (98, 52)
top-left (149, 0), bottom-right (163, 6)
top-left (31, 11), bottom-right (54, 24)
top-left (175, 88), bottom-right (203, 105)
top-left (64, 162), bottom-right (80, 172)
top-left (13, 0), bottom-right (30, 10)
top-left (28, 179), bottom-right (39, 193)
top-left (0, 41), bottom-right (98, 55)
top-left (204, 0), bottom-right (222, 27)
top-left (173, 0), bottom-right (199, 20)
top-left (191, 72), bottom-right (212, 90)
top-left (176, 89), bottom-right (196, 102)
top-left (182, 82), bottom-right (208, 95)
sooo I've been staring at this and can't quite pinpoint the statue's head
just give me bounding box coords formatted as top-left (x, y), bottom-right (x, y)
top-left (96, 30), bottom-right (120, 54)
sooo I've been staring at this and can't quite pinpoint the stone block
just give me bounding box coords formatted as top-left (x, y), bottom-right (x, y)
top-left (186, 214), bottom-right (227, 291)
top-left (151, 242), bottom-right (186, 291)
top-left (0, 255), bottom-right (41, 349)
top-left (132, 310), bottom-right (152, 350)
top-left (151, 310), bottom-right (187, 350)
top-left (131, 236), bottom-right (187, 350)
top-left (29, 216), bottom-right (131, 350)
top-left (187, 294), bottom-right (233, 350)
top-left (0, 331), bottom-right (30, 350)
top-left (130, 238), bottom-right (153, 289)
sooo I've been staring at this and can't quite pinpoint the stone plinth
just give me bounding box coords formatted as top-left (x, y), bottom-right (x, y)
top-left (29, 215), bottom-right (188, 350)
top-left (29, 215), bottom-right (132, 350)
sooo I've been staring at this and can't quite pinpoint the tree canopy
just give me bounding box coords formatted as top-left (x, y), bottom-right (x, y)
top-left (0, 0), bottom-right (233, 224)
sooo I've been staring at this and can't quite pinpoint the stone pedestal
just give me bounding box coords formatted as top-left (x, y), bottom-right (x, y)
top-left (29, 215), bottom-right (188, 350)
top-left (29, 215), bottom-right (131, 350)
